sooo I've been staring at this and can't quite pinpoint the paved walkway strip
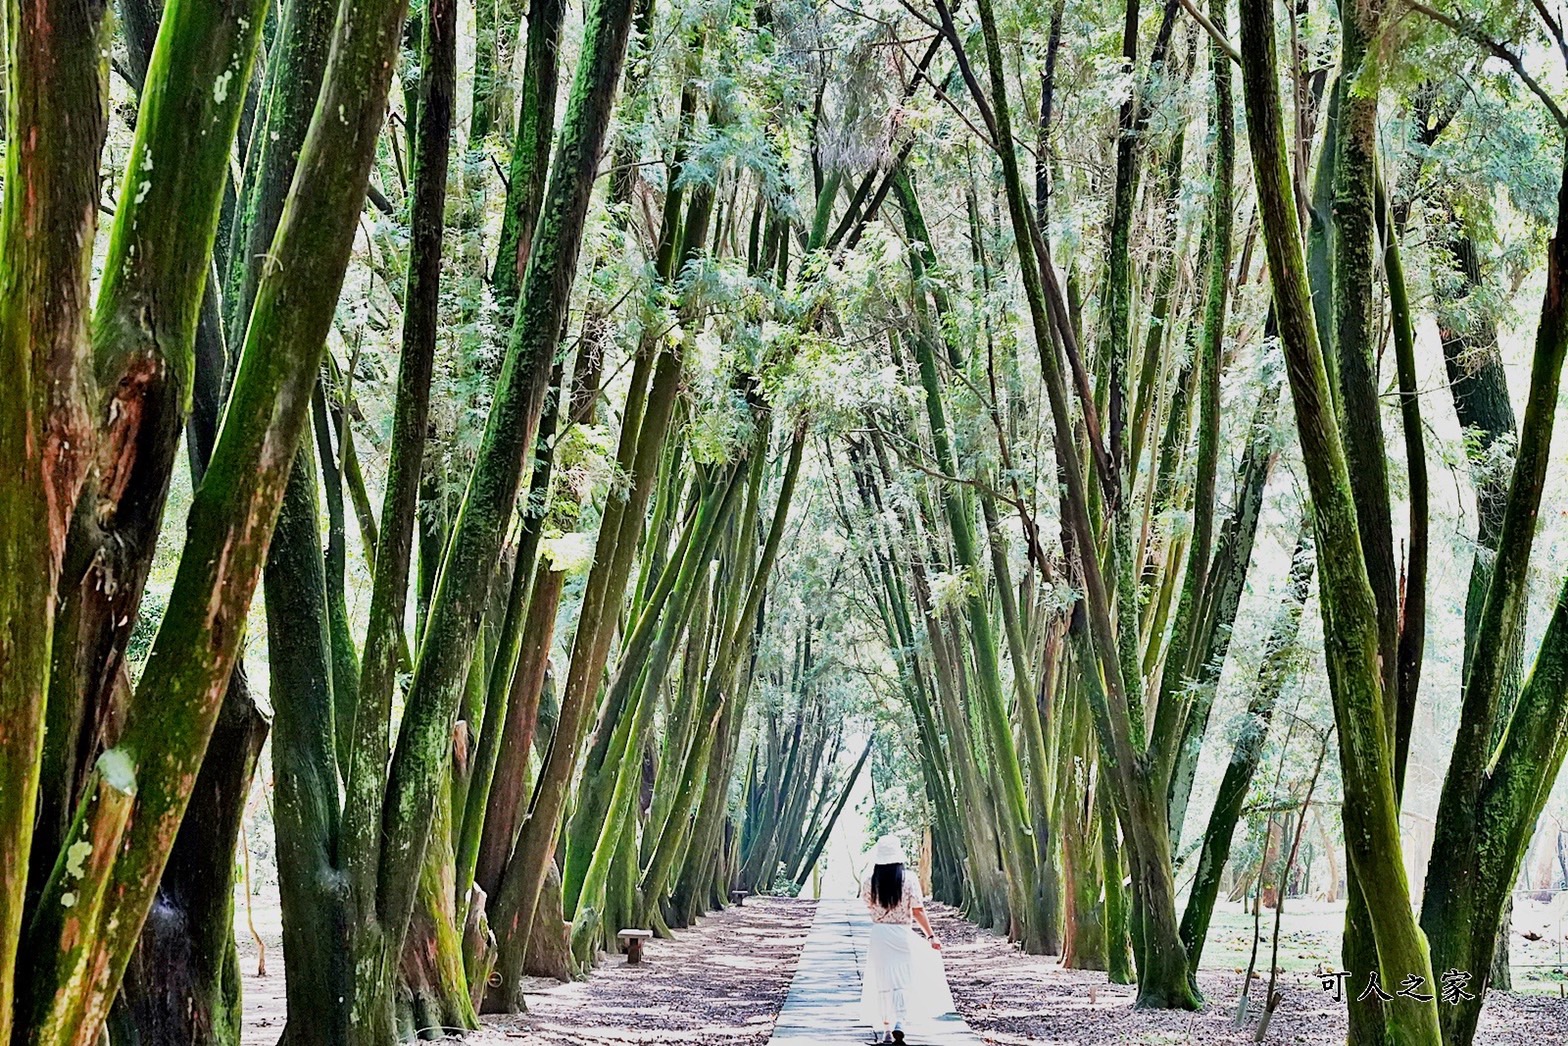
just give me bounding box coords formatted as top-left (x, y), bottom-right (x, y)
top-left (768, 899), bottom-right (983, 1045)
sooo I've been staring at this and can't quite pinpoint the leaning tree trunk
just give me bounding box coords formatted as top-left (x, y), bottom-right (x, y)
top-left (115, 679), bottom-right (268, 1046)
top-left (1421, 158), bottom-right (1568, 1046)
top-left (1178, 529), bottom-right (1313, 967)
top-left (1436, 226), bottom-right (1524, 995)
top-left (1235, 1), bottom-right (1442, 1040)
top-left (104, 5), bottom-right (275, 1040)
top-left (19, 0), bottom-right (408, 1031)
top-left (3, 0), bottom-right (284, 1041)
top-left (375, 0), bottom-right (641, 1020)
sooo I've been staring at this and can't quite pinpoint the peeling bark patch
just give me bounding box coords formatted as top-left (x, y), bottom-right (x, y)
top-left (97, 353), bottom-right (166, 523)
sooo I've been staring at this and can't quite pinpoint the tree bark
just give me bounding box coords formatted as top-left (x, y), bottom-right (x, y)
top-left (22, 0), bottom-right (408, 1031)
top-left (115, 687), bottom-right (267, 1046)
top-left (1178, 530), bottom-right (1314, 967)
top-left (491, 0), bottom-right (568, 306)
top-left (0, 1), bottom-right (110, 1034)
top-left (267, 431), bottom-right (354, 1046)
top-left (1235, 0), bottom-right (1442, 1039)
top-left (432, 0), bottom-right (644, 1008)
top-left (1422, 154), bottom-right (1568, 1046)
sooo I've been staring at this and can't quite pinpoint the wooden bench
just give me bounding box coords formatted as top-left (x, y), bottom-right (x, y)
top-left (616, 928), bottom-right (653, 965)
top-left (729, 889), bottom-right (750, 906)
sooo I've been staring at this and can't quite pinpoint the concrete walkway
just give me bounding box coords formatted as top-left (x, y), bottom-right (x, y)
top-left (768, 899), bottom-right (982, 1045)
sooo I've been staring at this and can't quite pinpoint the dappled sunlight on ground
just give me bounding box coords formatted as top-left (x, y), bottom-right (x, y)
top-left (234, 888), bottom-right (1568, 1044)
top-left (928, 903), bottom-right (1568, 1045)
top-left (474, 896), bottom-right (815, 1044)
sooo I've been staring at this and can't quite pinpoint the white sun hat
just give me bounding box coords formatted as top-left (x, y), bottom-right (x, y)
top-left (871, 834), bottom-right (907, 865)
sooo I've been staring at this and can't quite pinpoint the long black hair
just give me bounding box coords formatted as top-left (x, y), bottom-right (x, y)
top-left (870, 862), bottom-right (905, 909)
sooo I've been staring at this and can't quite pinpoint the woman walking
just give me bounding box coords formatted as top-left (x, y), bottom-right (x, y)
top-left (860, 835), bottom-right (940, 1043)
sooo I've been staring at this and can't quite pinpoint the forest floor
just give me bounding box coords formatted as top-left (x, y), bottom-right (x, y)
top-left (235, 890), bottom-right (816, 1044)
top-left (927, 901), bottom-right (1568, 1045)
top-left (476, 895), bottom-right (815, 1044)
top-left (235, 887), bottom-right (1568, 1044)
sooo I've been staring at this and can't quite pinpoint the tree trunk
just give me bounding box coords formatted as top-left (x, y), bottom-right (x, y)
top-left (115, 679), bottom-right (268, 1046)
top-left (1235, 1), bottom-right (1442, 1039)
top-left (14, 0), bottom-right (399, 1038)
top-left (1437, 226), bottom-right (1524, 997)
top-left (1179, 530), bottom-right (1313, 967)
top-left (1058, 689), bottom-right (1106, 971)
top-left (91, 10), bottom-right (290, 1041)
top-left (267, 433), bottom-right (355, 1046)
top-left (1421, 162), bottom-right (1568, 1046)
top-left (0, 0), bottom-right (103, 1032)
top-left (399, 786), bottom-right (479, 1039)
top-left (1099, 787), bottom-right (1134, 985)
top-left (461, 0), bottom-right (646, 1002)
top-left (491, 0), bottom-right (568, 306)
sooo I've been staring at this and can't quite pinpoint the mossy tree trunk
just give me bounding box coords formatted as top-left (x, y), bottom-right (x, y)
top-left (1330, 10), bottom-right (1405, 1037)
top-left (435, 0), bottom-right (643, 1006)
top-left (114, 691), bottom-right (267, 1046)
top-left (1434, 223), bottom-right (1525, 994)
top-left (1178, 529), bottom-right (1314, 967)
top-left (1420, 155), bottom-right (1568, 1046)
top-left (1057, 682), bottom-right (1107, 971)
top-left (939, 0), bottom-right (1200, 1004)
top-left (491, 0), bottom-right (568, 309)
top-left (1, 0), bottom-right (288, 1041)
top-left (0, 5), bottom-right (109, 1030)
top-left (17, 0), bottom-right (407, 1039)
top-left (43, 4), bottom-right (272, 1046)
top-left (1235, 0), bottom-right (1442, 1040)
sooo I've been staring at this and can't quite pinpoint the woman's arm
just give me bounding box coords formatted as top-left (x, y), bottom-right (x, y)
top-left (912, 905), bottom-right (941, 949)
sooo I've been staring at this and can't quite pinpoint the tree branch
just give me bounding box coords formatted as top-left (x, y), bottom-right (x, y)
top-left (1178, 0), bottom-right (1241, 65)
top-left (1405, 0), bottom-right (1568, 127)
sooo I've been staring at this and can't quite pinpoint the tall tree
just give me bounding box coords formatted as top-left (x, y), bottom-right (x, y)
top-left (1235, 0), bottom-right (1442, 1039)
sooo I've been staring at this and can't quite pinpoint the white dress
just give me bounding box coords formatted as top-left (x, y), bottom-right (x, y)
top-left (860, 873), bottom-right (924, 1031)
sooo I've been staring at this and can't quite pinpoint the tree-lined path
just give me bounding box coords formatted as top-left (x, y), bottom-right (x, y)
top-left (14, 0), bottom-right (1568, 1043)
top-left (768, 900), bottom-right (980, 1046)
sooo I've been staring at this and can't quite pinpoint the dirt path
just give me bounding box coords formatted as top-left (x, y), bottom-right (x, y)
top-left (927, 904), bottom-right (1568, 1045)
top-left (474, 895), bottom-right (816, 1044)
